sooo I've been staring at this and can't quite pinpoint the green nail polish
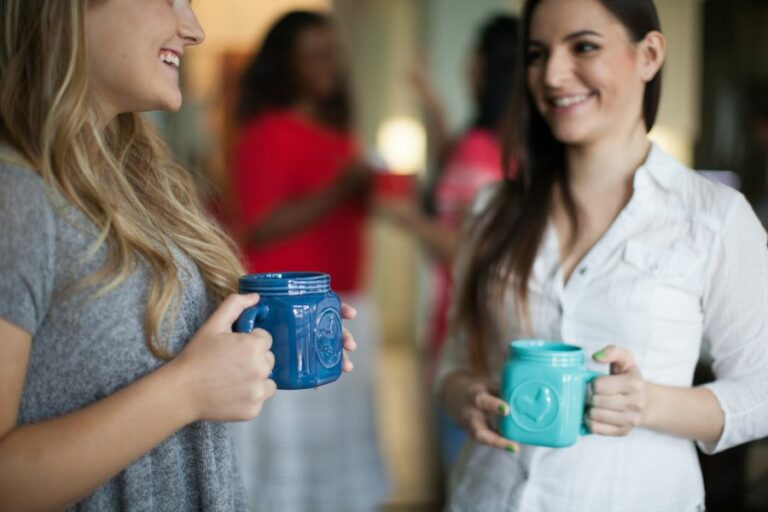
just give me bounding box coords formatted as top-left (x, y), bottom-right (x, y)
top-left (505, 445), bottom-right (517, 453)
top-left (593, 350), bottom-right (606, 360)
top-left (498, 404), bottom-right (507, 415)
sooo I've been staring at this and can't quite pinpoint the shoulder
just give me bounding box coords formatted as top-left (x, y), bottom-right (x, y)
top-left (641, 144), bottom-right (754, 235)
top-left (456, 128), bottom-right (500, 152)
top-left (1, 158), bottom-right (44, 191)
top-left (449, 129), bottom-right (502, 170)
top-left (238, 111), bottom-right (304, 144)
top-left (0, 160), bottom-right (55, 219)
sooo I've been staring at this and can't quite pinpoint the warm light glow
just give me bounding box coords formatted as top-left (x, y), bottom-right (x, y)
top-left (376, 117), bottom-right (426, 175)
top-left (649, 125), bottom-right (693, 167)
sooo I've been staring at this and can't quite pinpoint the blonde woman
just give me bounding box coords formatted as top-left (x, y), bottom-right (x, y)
top-left (0, 1), bottom-right (357, 511)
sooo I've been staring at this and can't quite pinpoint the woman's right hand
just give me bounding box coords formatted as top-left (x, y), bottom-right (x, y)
top-left (336, 159), bottom-right (374, 199)
top-left (444, 373), bottom-right (519, 452)
top-left (171, 293), bottom-right (277, 423)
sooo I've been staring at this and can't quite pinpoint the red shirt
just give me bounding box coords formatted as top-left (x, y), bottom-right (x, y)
top-left (233, 111), bottom-right (366, 292)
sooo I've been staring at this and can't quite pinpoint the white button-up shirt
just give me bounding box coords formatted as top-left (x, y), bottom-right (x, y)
top-left (438, 144), bottom-right (768, 512)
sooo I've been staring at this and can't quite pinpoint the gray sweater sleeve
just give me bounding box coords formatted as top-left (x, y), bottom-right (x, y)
top-left (0, 164), bottom-right (56, 335)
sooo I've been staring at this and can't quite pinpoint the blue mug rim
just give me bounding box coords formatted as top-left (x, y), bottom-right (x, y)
top-left (239, 272), bottom-right (332, 294)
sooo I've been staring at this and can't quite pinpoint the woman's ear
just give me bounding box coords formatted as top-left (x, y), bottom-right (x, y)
top-left (638, 31), bottom-right (666, 82)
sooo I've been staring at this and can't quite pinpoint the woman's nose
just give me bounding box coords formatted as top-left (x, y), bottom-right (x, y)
top-left (178, 2), bottom-right (205, 46)
top-left (543, 49), bottom-right (573, 88)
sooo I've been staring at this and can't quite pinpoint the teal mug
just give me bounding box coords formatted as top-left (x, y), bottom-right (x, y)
top-left (499, 340), bottom-right (601, 448)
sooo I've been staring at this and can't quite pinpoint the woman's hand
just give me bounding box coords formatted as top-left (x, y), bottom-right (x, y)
top-left (336, 160), bottom-right (374, 199)
top-left (373, 196), bottom-right (421, 227)
top-left (340, 302), bottom-right (358, 373)
top-left (587, 345), bottom-right (647, 436)
top-left (442, 373), bottom-right (519, 452)
top-left (171, 293), bottom-right (277, 423)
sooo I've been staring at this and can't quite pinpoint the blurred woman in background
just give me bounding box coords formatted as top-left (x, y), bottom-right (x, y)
top-left (230, 11), bottom-right (388, 512)
top-left (377, 14), bottom-right (519, 472)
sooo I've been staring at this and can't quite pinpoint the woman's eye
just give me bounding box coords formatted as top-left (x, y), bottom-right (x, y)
top-left (526, 48), bottom-right (545, 65)
top-left (574, 42), bottom-right (599, 54)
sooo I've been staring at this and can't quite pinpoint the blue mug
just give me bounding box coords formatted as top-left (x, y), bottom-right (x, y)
top-left (234, 272), bottom-right (343, 390)
top-left (499, 340), bottom-right (601, 448)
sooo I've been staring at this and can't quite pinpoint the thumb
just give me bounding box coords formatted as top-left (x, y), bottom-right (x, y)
top-left (592, 345), bottom-right (637, 375)
top-left (205, 293), bottom-right (260, 334)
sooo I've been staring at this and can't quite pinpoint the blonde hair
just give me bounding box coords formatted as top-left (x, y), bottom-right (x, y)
top-left (0, 0), bottom-right (245, 359)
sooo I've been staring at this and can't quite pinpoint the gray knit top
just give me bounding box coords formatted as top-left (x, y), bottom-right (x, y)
top-left (0, 162), bottom-right (247, 511)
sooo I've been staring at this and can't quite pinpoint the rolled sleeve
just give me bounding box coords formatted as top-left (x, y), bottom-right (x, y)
top-left (698, 194), bottom-right (768, 453)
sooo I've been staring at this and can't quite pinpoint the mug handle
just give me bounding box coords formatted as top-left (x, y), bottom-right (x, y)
top-left (233, 303), bottom-right (270, 333)
top-left (580, 369), bottom-right (603, 436)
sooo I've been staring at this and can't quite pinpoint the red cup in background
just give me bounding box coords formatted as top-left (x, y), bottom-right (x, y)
top-left (373, 171), bottom-right (418, 199)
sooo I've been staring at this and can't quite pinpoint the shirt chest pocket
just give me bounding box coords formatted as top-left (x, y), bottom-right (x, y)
top-left (608, 241), bottom-right (704, 320)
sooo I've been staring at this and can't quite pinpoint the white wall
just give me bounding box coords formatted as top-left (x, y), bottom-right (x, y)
top-left (651, 0), bottom-right (703, 166)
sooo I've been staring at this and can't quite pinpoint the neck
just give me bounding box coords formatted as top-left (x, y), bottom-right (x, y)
top-left (565, 121), bottom-right (651, 194)
top-left (292, 99), bottom-right (322, 125)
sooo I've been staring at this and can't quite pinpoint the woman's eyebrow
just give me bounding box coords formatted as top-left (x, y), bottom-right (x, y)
top-left (529, 29), bottom-right (604, 46)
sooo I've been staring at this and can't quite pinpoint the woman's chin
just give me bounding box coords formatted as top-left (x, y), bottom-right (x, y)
top-left (550, 126), bottom-right (592, 146)
top-left (156, 91), bottom-right (183, 113)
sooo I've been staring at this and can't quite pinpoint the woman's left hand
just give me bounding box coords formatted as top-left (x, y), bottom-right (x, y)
top-left (372, 196), bottom-right (420, 226)
top-left (586, 345), bottom-right (647, 436)
top-left (340, 303), bottom-right (359, 373)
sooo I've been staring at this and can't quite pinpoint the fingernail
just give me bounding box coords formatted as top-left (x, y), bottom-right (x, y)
top-left (498, 404), bottom-right (508, 416)
top-left (505, 445), bottom-right (517, 453)
top-left (593, 350), bottom-right (606, 360)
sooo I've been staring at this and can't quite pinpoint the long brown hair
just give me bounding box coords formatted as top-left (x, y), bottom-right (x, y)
top-left (454, 0), bottom-right (663, 375)
top-left (0, 0), bottom-right (244, 359)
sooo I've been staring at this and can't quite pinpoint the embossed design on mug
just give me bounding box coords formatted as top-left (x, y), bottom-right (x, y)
top-left (510, 381), bottom-right (559, 431)
top-left (316, 308), bottom-right (342, 368)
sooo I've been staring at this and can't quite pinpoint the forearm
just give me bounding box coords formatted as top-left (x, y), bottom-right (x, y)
top-left (423, 97), bottom-right (449, 163)
top-left (249, 186), bottom-right (348, 246)
top-left (438, 370), bottom-right (475, 423)
top-left (642, 382), bottom-right (724, 444)
top-left (381, 204), bottom-right (458, 264)
top-left (406, 213), bottom-right (458, 264)
top-left (0, 361), bottom-right (195, 511)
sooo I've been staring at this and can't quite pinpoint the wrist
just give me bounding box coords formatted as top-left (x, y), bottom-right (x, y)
top-left (640, 381), bottom-right (660, 429)
top-left (159, 358), bottom-right (200, 425)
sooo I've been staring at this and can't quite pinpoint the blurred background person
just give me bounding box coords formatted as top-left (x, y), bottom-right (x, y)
top-left (375, 14), bottom-right (519, 475)
top-left (228, 10), bottom-right (388, 512)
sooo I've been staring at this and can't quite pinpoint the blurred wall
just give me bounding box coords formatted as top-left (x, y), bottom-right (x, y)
top-left (334, 0), bottom-right (423, 349)
top-left (650, 0), bottom-right (704, 167)
top-left (696, 0), bottom-right (768, 200)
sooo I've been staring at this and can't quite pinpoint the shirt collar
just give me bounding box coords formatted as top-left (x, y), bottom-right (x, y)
top-left (635, 142), bottom-right (682, 192)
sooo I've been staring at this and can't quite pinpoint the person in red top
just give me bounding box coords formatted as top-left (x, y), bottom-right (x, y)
top-left (234, 111), bottom-right (366, 291)
top-left (229, 11), bottom-right (388, 512)
top-left (376, 15), bottom-right (519, 478)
